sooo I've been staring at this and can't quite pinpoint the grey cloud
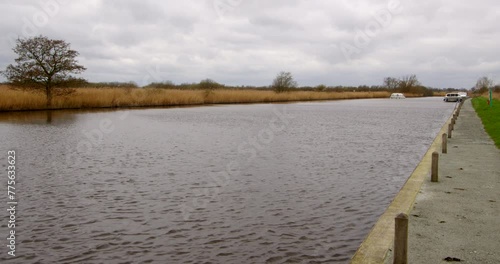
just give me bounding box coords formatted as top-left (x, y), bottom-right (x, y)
top-left (0, 0), bottom-right (499, 88)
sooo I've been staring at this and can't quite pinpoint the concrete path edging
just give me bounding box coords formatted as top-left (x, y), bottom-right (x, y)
top-left (350, 103), bottom-right (455, 264)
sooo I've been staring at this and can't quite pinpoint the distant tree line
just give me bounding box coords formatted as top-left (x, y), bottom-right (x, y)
top-left (140, 73), bottom-right (450, 96)
top-left (75, 76), bottom-right (500, 96)
top-left (382, 75), bottom-right (434, 96)
top-left (472, 76), bottom-right (500, 94)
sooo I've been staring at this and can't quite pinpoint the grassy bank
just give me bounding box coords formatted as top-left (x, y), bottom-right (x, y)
top-left (472, 97), bottom-right (500, 148)
top-left (0, 85), bottom-right (398, 111)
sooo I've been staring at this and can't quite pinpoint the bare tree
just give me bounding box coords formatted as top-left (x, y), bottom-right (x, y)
top-left (272, 71), bottom-right (297, 93)
top-left (475, 76), bottom-right (494, 93)
top-left (1, 35), bottom-right (86, 108)
top-left (383, 77), bottom-right (399, 90)
top-left (398, 74), bottom-right (421, 93)
top-left (199, 79), bottom-right (222, 90)
top-left (315, 84), bottom-right (327, 92)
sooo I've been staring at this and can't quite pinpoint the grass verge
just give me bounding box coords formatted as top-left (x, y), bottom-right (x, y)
top-left (472, 97), bottom-right (500, 148)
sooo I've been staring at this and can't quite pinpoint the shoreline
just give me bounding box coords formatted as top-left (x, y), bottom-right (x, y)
top-left (0, 85), bottom-right (433, 112)
top-left (0, 96), bottom-right (389, 113)
top-left (350, 102), bottom-right (454, 263)
top-left (404, 99), bottom-right (500, 263)
top-left (0, 95), bottom-right (439, 114)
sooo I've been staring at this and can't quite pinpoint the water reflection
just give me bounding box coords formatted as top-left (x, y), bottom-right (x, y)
top-left (46, 111), bottom-right (52, 123)
top-left (0, 105), bottom-right (215, 125)
top-left (0, 110), bottom-right (76, 125)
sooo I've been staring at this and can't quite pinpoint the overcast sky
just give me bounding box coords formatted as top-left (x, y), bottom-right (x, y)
top-left (0, 0), bottom-right (499, 88)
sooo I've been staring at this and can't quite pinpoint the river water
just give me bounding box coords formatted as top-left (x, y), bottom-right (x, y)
top-left (0, 98), bottom-right (455, 263)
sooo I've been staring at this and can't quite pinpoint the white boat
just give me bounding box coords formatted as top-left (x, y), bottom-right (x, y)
top-left (458, 92), bottom-right (468, 99)
top-left (390, 93), bottom-right (406, 99)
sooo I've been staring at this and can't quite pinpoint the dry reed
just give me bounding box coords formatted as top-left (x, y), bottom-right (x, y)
top-left (0, 84), bottom-right (398, 111)
top-left (476, 91), bottom-right (500, 100)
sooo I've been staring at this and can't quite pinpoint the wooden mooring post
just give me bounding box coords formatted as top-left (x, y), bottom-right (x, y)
top-left (442, 133), bottom-right (447, 154)
top-left (394, 213), bottom-right (408, 264)
top-left (431, 152), bottom-right (439, 182)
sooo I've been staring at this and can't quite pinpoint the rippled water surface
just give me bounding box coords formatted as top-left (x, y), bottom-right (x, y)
top-left (0, 98), bottom-right (455, 263)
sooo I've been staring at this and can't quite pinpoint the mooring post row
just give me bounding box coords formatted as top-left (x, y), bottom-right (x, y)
top-left (394, 213), bottom-right (408, 264)
top-left (431, 151), bottom-right (439, 182)
top-left (442, 133), bottom-right (447, 154)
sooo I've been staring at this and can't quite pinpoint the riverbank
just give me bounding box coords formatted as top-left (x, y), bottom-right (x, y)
top-left (350, 100), bottom-right (452, 263)
top-left (472, 97), bottom-right (500, 147)
top-left (352, 99), bottom-right (500, 263)
top-left (402, 99), bottom-right (500, 263)
top-left (0, 85), bottom-right (427, 111)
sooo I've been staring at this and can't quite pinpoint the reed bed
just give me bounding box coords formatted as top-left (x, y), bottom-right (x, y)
top-left (0, 85), bottom-right (395, 111)
top-left (476, 91), bottom-right (500, 100)
top-left (432, 91), bottom-right (447, 97)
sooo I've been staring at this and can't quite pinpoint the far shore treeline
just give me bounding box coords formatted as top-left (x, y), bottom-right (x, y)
top-left (2, 78), bottom-right (496, 93)
top-left (95, 80), bottom-right (453, 94)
